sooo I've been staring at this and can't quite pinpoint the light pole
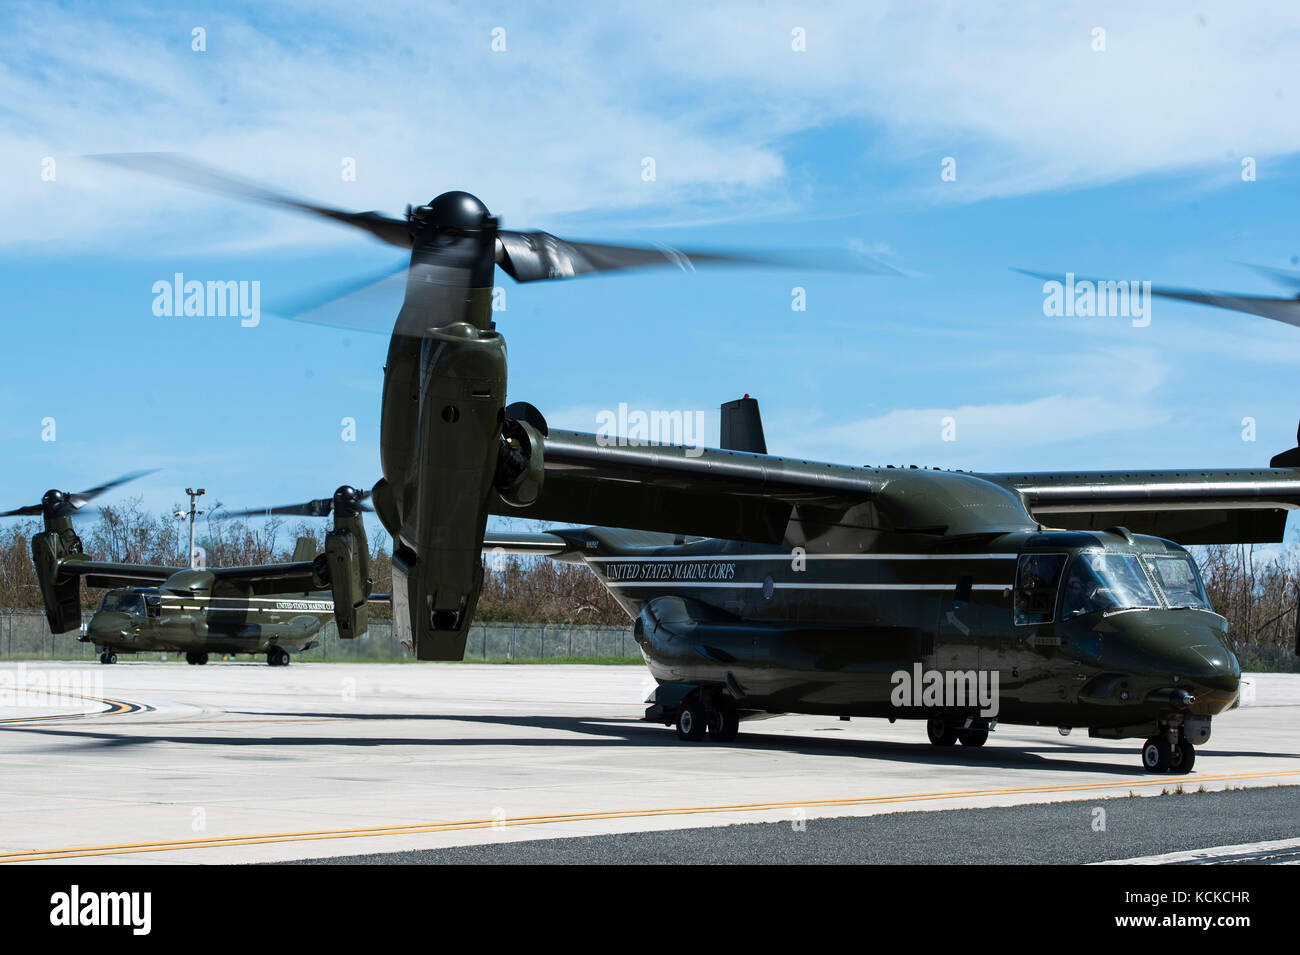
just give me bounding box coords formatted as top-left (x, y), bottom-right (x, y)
top-left (175, 488), bottom-right (205, 569)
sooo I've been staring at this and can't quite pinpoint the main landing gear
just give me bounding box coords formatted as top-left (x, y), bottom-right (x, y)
top-left (98, 651), bottom-right (117, 665)
top-left (267, 646), bottom-right (290, 667)
top-left (927, 717), bottom-right (989, 747)
top-left (1141, 729), bottom-right (1195, 774)
top-left (674, 697), bottom-right (739, 743)
top-left (185, 652), bottom-right (208, 666)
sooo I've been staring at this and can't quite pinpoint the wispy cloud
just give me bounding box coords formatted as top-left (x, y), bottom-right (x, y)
top-left (5, 1), bottom-right (1299, 250)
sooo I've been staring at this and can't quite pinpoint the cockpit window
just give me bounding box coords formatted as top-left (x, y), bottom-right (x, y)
top-left (1060, 553), bottom-right (1160, 619)
top-left (1014, 553), bottom-right (1067, 625)
top-left (1143, 554), bottom-right (1213, 610)
top-left (98, 592), bottom-right (144, 615)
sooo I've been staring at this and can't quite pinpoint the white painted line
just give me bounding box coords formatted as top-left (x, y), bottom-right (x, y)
top-left (1094, 836), bottom-right (1300, 865)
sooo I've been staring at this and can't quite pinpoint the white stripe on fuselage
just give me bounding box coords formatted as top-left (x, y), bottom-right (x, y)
top-left (602, 582), bottom-right (1010, 590)
top-left (585, 553), bottom-right (1017, 562)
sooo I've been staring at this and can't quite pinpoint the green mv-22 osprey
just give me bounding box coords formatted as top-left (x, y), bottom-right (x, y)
top-left (87, 154), bottom-right (1300, 773)
top-left (6, 474), bottom-right (375, 668)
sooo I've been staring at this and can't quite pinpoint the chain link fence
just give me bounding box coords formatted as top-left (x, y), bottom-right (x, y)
top-left (0, 610), bottom-right (639, 663)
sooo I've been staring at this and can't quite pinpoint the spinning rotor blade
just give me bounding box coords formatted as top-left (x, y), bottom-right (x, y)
top-left (266, 260), bottom-right (411, 333)
top-left (1238, 262), bottom-right (1300, 294)
top-left (89, 153), bottom-right (413, 249)
top-left (0, 469), bottom-right (159, 519)
top-left (92, 153), bottom-right (901, 286)
top-left (1015, 268), bottom-right (1300, 330)
top-left (496, 231), bottom-right (904, 282)
top-left (220, 488), bottom-right (373, 520)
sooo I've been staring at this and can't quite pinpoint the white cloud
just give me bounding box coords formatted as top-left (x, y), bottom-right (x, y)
top-left (4, 1), bottom-right (1299, 249)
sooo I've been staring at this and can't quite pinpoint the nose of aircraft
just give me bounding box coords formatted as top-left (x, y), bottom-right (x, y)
top-left (1139, 620), bottom-right (1241, 708)
top-left (1100, 613), bottom-right (1241, 710)
top-left (88, 611), bottom-right (136, 642)
top-left (1175, 643), bottom-right (1241, 698)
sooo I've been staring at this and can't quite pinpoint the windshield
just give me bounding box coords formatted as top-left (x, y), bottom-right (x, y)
top-left (98, 592), bottom-right (144, 615)
top-left (1144, 554), bottom-right (1213, 610)
top-left (1060, 553), bottom-right (1161, 619)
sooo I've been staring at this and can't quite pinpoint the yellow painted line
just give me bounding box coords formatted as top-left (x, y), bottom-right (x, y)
top-left (0, 695), bottom-right (140, 725)
top-left (5, 767), bottom-right (1300, 863)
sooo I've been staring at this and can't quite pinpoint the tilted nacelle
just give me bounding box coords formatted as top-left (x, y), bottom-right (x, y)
top-left (374, 318), bottom-right (547, 659)
top-left (31, 521), bottom-right (85, 635)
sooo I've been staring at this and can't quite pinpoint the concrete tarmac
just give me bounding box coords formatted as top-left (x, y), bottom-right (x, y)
top-left (0, 661), bottom-right (1297, 864)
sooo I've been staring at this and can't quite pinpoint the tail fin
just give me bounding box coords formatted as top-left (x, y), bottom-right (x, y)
top-left (1271, 419), bottom-right (1300, 468)
top-left (720, 395), bottom-right (767, 454)
top-left (291, 536), bottom-right (317, 563)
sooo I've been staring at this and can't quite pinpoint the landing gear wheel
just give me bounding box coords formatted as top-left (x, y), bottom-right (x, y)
top-left (676, 699), bottom-right (707, 741)
top-left (1141, 735), bottom-right (1173, 773)
top-left (927, 717), bottom-right (958, 746)
top-left (186, 652), bottom-right (208, 666)
top-left (106, 652), bottom-right (117, 665)
top-left (267, 647), bottom-right (289, 667)
top-left (708, 706), bottom-right (740, 742)
top-left (957, 727), bottom-right (989, 747)
top-left (1171, 739), bottom-right (1196, 774)
top-left (98, 652), bottom-right (109, 665)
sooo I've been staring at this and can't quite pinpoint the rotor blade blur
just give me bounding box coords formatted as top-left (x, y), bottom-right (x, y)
top-left (88, 153), bottom-right (413, 249)
top-left (0, 504), bottom-right (43, 517)
top-left (220, 495), bottom-right (372, 520)
top-left (1237, 262), bottom-right (1300, 293)
top-left (496, 231), bottom-right (904, 282)
top-left (67, 469), bottom-right (161, 509)
top-left (266, 260), bottom-right (410, 334)
top-left (1014, 269), bottom-right (1300, 330)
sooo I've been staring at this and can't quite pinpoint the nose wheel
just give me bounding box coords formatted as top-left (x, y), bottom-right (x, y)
top-left (267, 646), bottom-right (290, 667)
top-left (185, 651), bottom-right (208, 666)
top-left (98, 651), bottom-right (117, 665)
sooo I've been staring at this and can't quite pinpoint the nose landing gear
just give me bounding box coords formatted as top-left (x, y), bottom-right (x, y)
top-left (185, 651), bottom-right (208, 666)
top-left (267, 646), bottom-right (291, 667)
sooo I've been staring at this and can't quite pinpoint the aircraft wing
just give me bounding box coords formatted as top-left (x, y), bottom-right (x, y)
top-left (52, 560), bottom-right (187, 590)
top-left (204, 561), bottom-right (320, 596)
top-left (489, 429), bottom-right (879, 544)
top-left (488, 429), bottom-right (1300, 546)
top-left (982, 467), bottom-right (1300, 544)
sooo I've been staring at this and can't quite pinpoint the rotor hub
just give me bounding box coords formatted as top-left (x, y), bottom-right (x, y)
top-left (411, 191), bottom-right (491, 233)
top-left (333, 485), bottom-right (366, 516)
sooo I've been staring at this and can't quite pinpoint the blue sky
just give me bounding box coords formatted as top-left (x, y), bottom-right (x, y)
top-left (2, 1), bottom-right (1299, 544)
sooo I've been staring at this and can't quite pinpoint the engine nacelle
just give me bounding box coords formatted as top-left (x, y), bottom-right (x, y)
top-left (325, 526), bottom-right (369, 639)
top-left (31, 527), bottom-right (84, 635)
top-left (388, 322), bottom-right (506, 660)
